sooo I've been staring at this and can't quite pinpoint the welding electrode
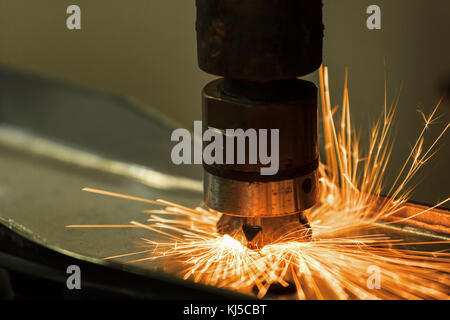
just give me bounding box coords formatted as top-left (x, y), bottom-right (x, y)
top-left (195, 0), bottom-right (323, 249)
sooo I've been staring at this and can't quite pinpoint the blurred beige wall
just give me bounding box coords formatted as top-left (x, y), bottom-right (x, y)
top-left (0, 0), bottom-right (449, 207)
top-left (0, 0), bottom-right (213, 125)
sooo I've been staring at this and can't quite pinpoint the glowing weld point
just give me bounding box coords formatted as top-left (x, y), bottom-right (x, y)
top-left (222, 235), bottom-right (245, 252)
top-left (326, 194), bottom-right (335, 205)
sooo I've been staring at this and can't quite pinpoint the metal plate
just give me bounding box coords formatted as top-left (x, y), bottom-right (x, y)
top-left (0, 67), bottom-right (448, 299)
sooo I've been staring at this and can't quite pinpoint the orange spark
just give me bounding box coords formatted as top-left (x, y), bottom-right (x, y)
top-left (69, 66), bottom-right (450, 299)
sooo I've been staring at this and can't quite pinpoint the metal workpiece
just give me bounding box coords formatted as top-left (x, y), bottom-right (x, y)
top-left (195, 0), bottom-right (324, 81)
top-left (0, 68), bottom-right (241, 299)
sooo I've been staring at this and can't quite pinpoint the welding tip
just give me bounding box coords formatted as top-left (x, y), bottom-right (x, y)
top-left (217, 213), bottom-right (312, 249)
top-left (242, 217), bottom-right (263, 250)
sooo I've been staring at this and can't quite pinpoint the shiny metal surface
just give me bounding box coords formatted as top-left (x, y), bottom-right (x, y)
top-left (204, 170), bottom-right (319, 217)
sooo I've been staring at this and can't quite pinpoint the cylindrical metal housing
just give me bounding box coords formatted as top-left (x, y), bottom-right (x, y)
top-left (196, 0), bottom-right (323, 247)
top-left (204, 171), bottom-right (318, 217)
top-left (195, 0), bottom-right (323, 81)
top-left (202, 78), bottom-right (319, 217)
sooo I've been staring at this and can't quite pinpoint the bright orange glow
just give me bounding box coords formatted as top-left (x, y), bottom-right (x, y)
top-left (70, 66), bottom-right (450, 299)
